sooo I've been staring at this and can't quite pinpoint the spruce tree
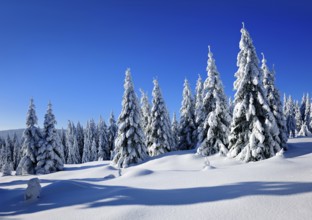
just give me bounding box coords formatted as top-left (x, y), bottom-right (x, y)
top-left (12, 133), bottom-right (21, 170)
top-left (171, 112), bottom-right (179, 151)
top-left (146, 79), bottom-right (173, 156)
top-left (108, 112), bottom-right (118, 160)
top-left (76, 122), bottom-right (85, 158)
top-left (194, 74), bottom-right (205, 144)
top-left (82, 121), bottom-right (92, 163)
top-left (98, 116), bottom-right (109, 160)
top-left (140, 89), bottom-right (151, 137)
top-left (66, 121), bottom-right (80, 164)
top-left (295, 101), bottom-right (302, 132)
top-left (285, 96), bottom-right (297, 137)
top-left (178, 79), bottom-right (197, 150)
top-left (112, 69), bottom-right (148, 168)
top-left (262, 56), bottom-right (288, 150)
top-left (197, 46), bottom-right (231, 156)
top-left (36, 102), bottom-right (64, 174)
top-left (298, 94), bottom-right (312, 136)
top-left (16, 98), bottom-right (42, 175)
top-left (228, 24), bottom-right (281, 162)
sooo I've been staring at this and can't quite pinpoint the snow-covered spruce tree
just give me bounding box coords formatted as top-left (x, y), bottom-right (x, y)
top-left (140, 89), bottom-right (151, 137)
top-left (178, 79), bottom-right (197, 150)
top-left (5, 135), bottom-right (13, 166)
top-left (197, 46), bottom-right (231, 156)
top-left (1, 139), bottom-right (13, 174)
top-left (285, 96), bottom-right (297, 138)
top-left (108, 112), bottom-right (118, 160)
top-left (66, 121), bottom-right (81, 164)
top-left (228, 24), bottom-right (281, 162)
top-left (12, 133), bottom-right (21, 170)
top-left (82, 119), bottom-right (97, 162)
top-left (16, 99), bottom-right (42, 175)
top-left (55, 131), bottom-right (65, 164)
top-left (146, 79), bottom-right (173, 156)
top-left (98, 116), bottom-right (109, 160)
top-left (295, 101), bottom-right (302, 132)
top-left (60, 128), bottom-right (68, 162)
top-left (90, 138), bottom-right (97, 161)
top-left (36, 102), bottom-right (64, 174)
top-left (112, 69), bottom-right (148, 168)
top-left (194, 74), bottom-right (205, 144)
top-left (262, 56), bottom-right (288, 150)
top-left (171, 112), bottom-right (179, 151)
top-left (300, 93), bottom-right (306, 122)
top-left (76, 122), bottom-right (85, 158)
top-left (298, 94), bottom-right (312, 136)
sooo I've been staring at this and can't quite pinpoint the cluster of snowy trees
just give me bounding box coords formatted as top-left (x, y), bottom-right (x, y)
top-left (284, 93), bottom-right (312, 137)
top-left (111, 24), bottom-right (288, 167)
top-left (2, 24), bottom-right (306, 173)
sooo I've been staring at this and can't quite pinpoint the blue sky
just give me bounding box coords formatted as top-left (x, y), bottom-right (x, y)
top-left (0, 0), bottom-right (311, 130)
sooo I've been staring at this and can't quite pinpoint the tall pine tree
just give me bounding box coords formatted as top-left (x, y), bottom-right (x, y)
top-left (146, 79), bottom-right (173, 156)
top-left (178, 79), bottom-right (197, 150)
top-left (261, 55), bottom-right (288, 150)
top-left (16, 98), bottom-right (42, 175)
top-left (228, 24), bottom-right (281, 162)
top-left (36, 102), bottom-right (64, 174)
top-left (112, 69), bottom-right (148, 168)
top-left (197, 46), bottom-right (231, 156)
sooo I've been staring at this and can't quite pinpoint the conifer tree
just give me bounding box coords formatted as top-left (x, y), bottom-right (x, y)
top-left (197, 46), bottom-right (231, 156)
top-left (82, 119), bottom-right (98, 162)
top-left (112, 69), bottom-right (148, 168)
top-left (295, 101), bottom-right (302, 132)
top-left (298, 94), bottom-right (312, 136)
top-left (76, 122), bottom-right (85, 158)
top-left (228, 97), bottom-right (234, 118)
top-left (171, 112), bottom-right (179, 151)
top-left (108, 112), bottom-right (118, 160)
top-left (146, 79), bottom-right (173, 156)
top-left (12, 133), bottom-right (21, 170)
top-left (285, 96), bottom-right (297, 137)
top-left (300, 94), bottom-right (306, 122)
top-left (178, 79), bottom-right (197, 150)
top-left (16, 98), bottom-right (42, 175)
top-left (262, 56), bottom-right (288, 150)
top-left (140, 89), bottom-right (151, 137)
top-left (228, 24), bottom-right (281, 162)
top-left (194, 74), bottom-right (205, 144)
top-left (98, 116), bottom-right (109, 160)
top-left (36, 102), bottom-right (64, 174)
top-left (66, 121), bottom-right (80, 164)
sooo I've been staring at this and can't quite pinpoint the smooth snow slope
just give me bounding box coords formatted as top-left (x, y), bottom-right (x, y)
top-left (1, 138), bottom-right (312, 220)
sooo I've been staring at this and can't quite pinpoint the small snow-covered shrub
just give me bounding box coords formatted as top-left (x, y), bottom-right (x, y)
top-left (24, 178), bottom-right (41, 201)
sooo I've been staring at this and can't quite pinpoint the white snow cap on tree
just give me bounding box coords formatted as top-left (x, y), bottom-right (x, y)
top-left (36, 102), bottom-right (64, 174)
top-left (262, 54), bottom-right (288, 149)
top-left (112, 69), bottom-right (148, 168)
top-left (16, 98), bottom-right (42, 175)
top-left (197, 46), bottom-right (231, 156)
top-left (228, 24), bottom-right (281, 162)
top-left (178, 78), bottom-right (197, 150)
top-left (146, 79), bottom-right (173, 156)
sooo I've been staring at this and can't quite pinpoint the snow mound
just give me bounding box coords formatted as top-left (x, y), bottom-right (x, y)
top-left (122, 168), bottom-right (154, 178)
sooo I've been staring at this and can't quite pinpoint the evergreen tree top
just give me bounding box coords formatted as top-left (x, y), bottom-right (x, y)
top-left (26, 98), bottom-right (38, 127)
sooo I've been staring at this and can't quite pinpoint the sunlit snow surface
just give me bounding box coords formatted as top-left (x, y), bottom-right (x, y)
top-left (1, 138), bottom-right (312, 220)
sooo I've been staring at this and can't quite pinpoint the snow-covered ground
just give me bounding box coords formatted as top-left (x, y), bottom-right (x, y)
top-left (1, 138), bottom-right (312, 220)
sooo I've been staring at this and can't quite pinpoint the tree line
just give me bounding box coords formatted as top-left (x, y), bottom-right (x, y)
top-left (1, 24), bottom-right (307, 175)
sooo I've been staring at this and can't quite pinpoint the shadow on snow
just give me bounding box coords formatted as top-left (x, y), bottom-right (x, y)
top-left (1, 180), bottom-right (312, 216)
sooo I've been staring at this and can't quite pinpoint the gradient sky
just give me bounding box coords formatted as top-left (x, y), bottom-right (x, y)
top-left (0, 0), bottom-right (311, 130)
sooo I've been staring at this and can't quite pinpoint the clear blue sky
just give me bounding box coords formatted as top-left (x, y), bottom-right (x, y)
top-left (0, 0), bottom-right (311, 130)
